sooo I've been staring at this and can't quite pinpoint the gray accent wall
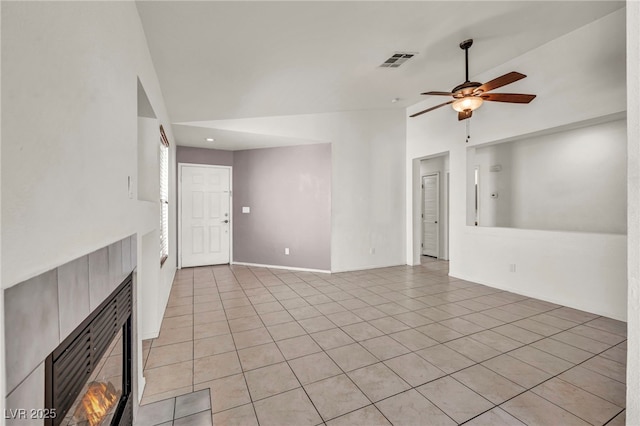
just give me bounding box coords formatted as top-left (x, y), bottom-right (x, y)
top-left (233, 143), bottom-right (331, 270)
top-left (176, 144), bottom-right (332, 271)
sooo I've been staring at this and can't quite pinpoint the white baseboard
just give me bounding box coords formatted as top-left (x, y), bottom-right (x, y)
top-left (231, 261), bottom-right (331, 274)
top-left (449, 271), bottom-right (625, 322)
top-left (137, 376), bottom-right (146, 404)
top-left (141, 331), bottom-right (159, 341)
top-left (330, 262), bottom-right (406, 273)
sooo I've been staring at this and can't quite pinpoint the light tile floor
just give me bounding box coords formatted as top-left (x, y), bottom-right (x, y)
top-left (138, 258), bottom-right (627, 425)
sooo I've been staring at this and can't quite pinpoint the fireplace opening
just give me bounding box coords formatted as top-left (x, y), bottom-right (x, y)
top-left (63, 330), bottom-right (123, 426)
top-left (46, 274), bottom-right (133, 426)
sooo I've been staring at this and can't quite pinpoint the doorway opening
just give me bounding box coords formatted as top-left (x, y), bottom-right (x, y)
top-left (413, 153), bottom-right (450, 264)
top-left (421, 173), bottom-right (439, 258)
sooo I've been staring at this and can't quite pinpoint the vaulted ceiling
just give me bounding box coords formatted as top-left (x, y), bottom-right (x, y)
top-left (136, 1), bottom-right (624, 150)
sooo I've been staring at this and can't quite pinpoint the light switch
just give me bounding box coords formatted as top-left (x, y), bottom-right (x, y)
top-left (242, 207), bottom-right (250, 213)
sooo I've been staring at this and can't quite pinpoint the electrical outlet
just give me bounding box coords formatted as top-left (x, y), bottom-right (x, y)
top-left (285, 248), bottom-right (290, 255)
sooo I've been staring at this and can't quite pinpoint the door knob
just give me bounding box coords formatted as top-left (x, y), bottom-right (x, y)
top-left (222, 220), bottom-right (229, 224)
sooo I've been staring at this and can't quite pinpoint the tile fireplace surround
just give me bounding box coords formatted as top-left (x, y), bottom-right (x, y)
top-left (4, 235), bottom-right (137, 425)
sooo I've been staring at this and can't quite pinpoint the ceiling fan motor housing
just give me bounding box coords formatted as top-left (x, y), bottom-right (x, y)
top-left (452, 81), bottom-right (482, 96)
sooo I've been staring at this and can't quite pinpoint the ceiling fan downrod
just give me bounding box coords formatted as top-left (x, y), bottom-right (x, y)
top-left (460, 39), bottom-right (473, 83)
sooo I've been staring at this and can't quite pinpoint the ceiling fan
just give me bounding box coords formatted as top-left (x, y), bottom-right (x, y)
top-left (410, 39), bottom-right (536, 120)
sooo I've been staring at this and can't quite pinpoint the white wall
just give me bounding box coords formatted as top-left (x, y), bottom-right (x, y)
top-left (182, 110), bottom-right (407, 272)
top-left (406, 9), bottom-right (627, 320)
top-left (140, 230), bottom-right (159, 339)
top-left (471, 119), bottom-right (627, 233)
top-left (1, 1), bottom-right (177, 406)
top-left (328, 111), bottom-right (406, 271)
top-left (138, 117), bottom-right (160, 202)
top-left (626, 1), bottom-right (639, 423)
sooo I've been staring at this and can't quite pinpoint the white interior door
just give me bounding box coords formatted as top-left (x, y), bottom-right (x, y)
top-left (180, 165), bottom-right (231, 267)
top-left (422, 174), bottom-right (439, 257)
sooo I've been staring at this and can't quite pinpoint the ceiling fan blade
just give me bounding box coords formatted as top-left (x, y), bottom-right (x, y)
top-left (458, 110), bottom-right (472, 121)
top-left (421, 91), bottom-right (455, 96)
top-left (475, 71), bottom-right (526, 94)
top-left (481, 93), bottom-right (536, 103)
top-left (409, 100), bottom-right (454, 118)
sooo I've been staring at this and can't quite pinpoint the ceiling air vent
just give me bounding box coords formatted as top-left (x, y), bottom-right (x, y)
top-left (379, 52), bottom-right (417, 68)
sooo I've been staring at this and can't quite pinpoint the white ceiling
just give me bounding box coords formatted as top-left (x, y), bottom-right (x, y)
top-left (136, 1), bottom-right (624, 150)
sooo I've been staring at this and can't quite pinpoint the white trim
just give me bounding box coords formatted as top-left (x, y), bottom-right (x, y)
top-left (331, 262), bottom-right (407, 273)
top-left (141, 331), bottom-right (160, 340)
top-left (178, 163), bottom-right (233, 269)
top-left (421, 172), bottom-right (440, 258)
top-left (474, 165), bottom-right (481, 227)
top-left (137, 377), bottom-right (146, 404)
top-left (449, 271), bottom-right (625, 322)
top-left (231, 261), bottom-right (330, 274)
top-left (411, 152), bottom-right (451, 266)
top-left (443, 171), bottom-right (450, 261)
top-left (160, 142), bottom-right (169, 260)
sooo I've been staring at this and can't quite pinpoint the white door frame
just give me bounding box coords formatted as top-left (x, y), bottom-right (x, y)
top-left (474, 165), bottom-right (480, 226)
top-left (443, 171), bottom-right (450, 260)
top-left (178, 163), bottom-right (233, 269)
top-left (422, 172), bottom-right (440, 258)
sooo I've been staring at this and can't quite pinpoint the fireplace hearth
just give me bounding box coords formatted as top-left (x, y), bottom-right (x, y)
top-left (45, 273), bottom-right (133, 426)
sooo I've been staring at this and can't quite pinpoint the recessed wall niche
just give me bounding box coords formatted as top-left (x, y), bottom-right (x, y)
top-left (466, 117), bottom-right (627, 234)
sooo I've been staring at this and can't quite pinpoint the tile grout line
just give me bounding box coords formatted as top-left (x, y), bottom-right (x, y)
top-left (146, 260), bottom-right (627, 425)
top-left (235, 266), bottom-right (461, 425)
top-left (252, 269), bottom-right (405, 426)
top-left (232, 263), bottom-right (624, 424)
top-left (230, 266), bottom-right (322, 425)
top-left (289, 265), bottom-right (627, 425)
top-left (217, 266), bottom-right (263, 426)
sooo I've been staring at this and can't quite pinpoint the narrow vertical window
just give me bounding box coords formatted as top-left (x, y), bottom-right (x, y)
top-left (160, 125), bottom-right (170, 265)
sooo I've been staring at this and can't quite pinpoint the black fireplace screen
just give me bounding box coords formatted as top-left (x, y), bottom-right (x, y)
top-left (45, 273), bottom-right (133, 426)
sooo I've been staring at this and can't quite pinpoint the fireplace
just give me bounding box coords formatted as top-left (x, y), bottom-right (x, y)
top-left (45, 273), bottom-right (133, 426)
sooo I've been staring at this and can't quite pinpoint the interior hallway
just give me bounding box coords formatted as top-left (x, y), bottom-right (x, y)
top-left (138, 259), bottom-right (626, 425)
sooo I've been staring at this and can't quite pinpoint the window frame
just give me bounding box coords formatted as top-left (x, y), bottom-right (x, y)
top-left (159, 125), bottom-right (170, 266)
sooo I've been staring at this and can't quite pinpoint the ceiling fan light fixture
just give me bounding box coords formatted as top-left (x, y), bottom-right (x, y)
top-left (410, 39), bottom-right (535, 120)
top-left (452, 96), bottom-right (483, 112)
